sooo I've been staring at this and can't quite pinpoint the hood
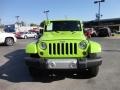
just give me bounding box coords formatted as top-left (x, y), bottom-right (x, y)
top-left (40, 31), bottom-right (86, 41)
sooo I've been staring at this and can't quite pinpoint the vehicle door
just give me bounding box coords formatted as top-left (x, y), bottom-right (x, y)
top-left (29, 32), bottom-right (35, 37)
top-left (0, 32), bottom-right (2, 43)
top-left (0, 32), bottom-right (5, 43)
top-left (28, 32), bottom-right (33, 37)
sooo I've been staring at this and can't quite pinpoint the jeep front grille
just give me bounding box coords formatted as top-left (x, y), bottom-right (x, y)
top-left (49, 43), bottom-right (77, 55)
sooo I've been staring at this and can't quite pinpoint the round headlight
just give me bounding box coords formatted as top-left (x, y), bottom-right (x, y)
top-left (40, 42), bottom-right (47, 50)
top-left (79, 40), bottom-right (87, 49)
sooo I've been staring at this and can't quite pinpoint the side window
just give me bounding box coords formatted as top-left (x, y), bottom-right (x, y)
top-left (47, 23), bottom-right (53, 31)
top-left (28, 32), bottom-right (31, 34)
top-left (25, 32), bottom-right (27, 34)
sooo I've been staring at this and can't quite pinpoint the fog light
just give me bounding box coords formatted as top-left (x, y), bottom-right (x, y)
top-left (48, 62), bottom-right (56, 68)
top-left (69, 62), bottom-right (77, 68)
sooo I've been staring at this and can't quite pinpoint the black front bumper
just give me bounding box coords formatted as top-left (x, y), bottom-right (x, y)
top-left (77, 57), bottom-right (102, 69)
top-left (25, 57), bottom-right (102, 69)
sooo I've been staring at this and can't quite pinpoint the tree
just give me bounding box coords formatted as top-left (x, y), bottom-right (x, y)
top-left (0, 24), bottom-right (4, 28)
top-left (21, 21), bottom-right (26, 26)
top-left (40, 20), bottom-right (45, 28)
top-left (30, 23), bottom-right (37, 26)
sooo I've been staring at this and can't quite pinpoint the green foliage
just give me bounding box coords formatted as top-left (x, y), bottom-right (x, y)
top-left (0, 24), bottom-right (4, 28)
top-left (30, 23), bottom-right (38, 26)
top-left (21, 21), bottom-right (26, 26)
top-left (40, 21), bottom-right (45, 28)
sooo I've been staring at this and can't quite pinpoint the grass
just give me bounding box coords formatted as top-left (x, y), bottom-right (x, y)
top-left (113, 34), bottom-right (120, 37)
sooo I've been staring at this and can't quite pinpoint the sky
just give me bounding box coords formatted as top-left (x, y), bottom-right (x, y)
top-left (0, 0), bottom-right (120, 25)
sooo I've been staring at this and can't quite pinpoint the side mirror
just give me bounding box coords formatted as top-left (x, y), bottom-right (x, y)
top-left (37, 29), bottom-right (44, 38)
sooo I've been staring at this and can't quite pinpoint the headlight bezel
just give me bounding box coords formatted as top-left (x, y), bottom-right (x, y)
top-left (79, 40), bottom-right (88, 49)
top-left (40, 42), bottom-right (47, 50)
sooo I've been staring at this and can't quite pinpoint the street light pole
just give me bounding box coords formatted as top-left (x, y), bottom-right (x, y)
top-left (94, 0), bottom-right (105, 28)
top-left (98, 2), bottom-right (101, 21)
top-left (15, 16), bottom-right (20, 24)
top-left (0, 18), bottom-right (1, 26)
top-left (43, 10), bottom-right (49, 21)
top-left (15, 16), bottom-right (20, 32)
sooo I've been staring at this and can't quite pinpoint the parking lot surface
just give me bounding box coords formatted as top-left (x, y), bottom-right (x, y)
top-left (0, 38), bottom-right (120, 90)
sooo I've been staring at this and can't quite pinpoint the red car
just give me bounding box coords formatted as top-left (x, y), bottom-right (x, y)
top-left (84, 28), bottom-right (92, 38)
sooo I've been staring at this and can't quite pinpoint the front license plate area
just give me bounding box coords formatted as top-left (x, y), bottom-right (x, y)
top-left (47, 59), bottom-right (77, 69)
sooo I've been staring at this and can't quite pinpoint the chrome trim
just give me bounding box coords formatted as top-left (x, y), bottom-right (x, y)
top-left (47, 59), bottom-right (77, 69)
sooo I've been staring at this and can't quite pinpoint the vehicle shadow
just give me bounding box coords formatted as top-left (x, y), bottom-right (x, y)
top-left (32, 71), bottom-right (93, 83)
top-left (0, 43), bottom-right (5, 46)
top-left (0, 49), bottom-right (93, 83)
top-left (103, 49), bottom-right (120, 52)
top-left (0, 49), bottom-right (32, 82)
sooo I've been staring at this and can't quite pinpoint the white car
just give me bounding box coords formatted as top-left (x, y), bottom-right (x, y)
top-left (15, 31), bottom-right (38, 39)
top-left (0, 31), bottom-right (17, 46)
top-left (116, 31), bottom-right (120, 34)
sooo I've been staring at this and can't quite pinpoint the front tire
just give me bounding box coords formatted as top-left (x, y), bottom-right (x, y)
top-left (87, 53), bottom-right (100, 77)
top-left (88, 66), bottom-right (99, 77)
top-left (28, 67), bottom-right (40, 77)
top-left (5, 37), bottom-right (14, 46)
top-left (34, 35), bottom-right (37, 38)
top-left (24, 35), bottom-right (27, 39)
top-left (88, 53), bottom-right (97, 59)
top-left (28, 67), bottom-right (47, 77)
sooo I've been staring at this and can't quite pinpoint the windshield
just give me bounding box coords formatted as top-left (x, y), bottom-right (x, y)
top-left (46, 21), bottom-right (81, 31)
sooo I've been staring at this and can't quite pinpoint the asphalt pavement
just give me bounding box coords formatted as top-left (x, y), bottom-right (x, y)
top-left (0, 37), bottom-right (120, 90)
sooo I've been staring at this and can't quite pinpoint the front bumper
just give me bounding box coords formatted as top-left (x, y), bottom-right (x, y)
top-left (25, 57), bottom-right (102, 69)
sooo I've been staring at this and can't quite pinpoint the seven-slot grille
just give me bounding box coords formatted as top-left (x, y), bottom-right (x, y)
top-left (49, 43), bottom-right (77, 55)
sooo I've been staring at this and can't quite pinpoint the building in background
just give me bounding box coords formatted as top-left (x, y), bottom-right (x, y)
top-left (0, 25), bottom-right (4, 32)
top-left (4, 23), bottom-right (42, 33)
top-left (84, 18), bottom-right (120, 33)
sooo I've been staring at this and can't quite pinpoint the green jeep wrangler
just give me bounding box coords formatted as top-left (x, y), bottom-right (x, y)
top-left (25, 20), bottom-right (102, 77)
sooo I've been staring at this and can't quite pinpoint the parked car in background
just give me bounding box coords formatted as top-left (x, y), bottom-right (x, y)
top-left (0, 31), bottom-right (17, 46)
top-left (84, 28), bottom-right (97, 38)
top-left (84, 29), bottom-right (91, 38)
top-left (15, 31), bottom-right (38, 39)
top-left (115, 30), bottom-right (120, 34)
top-left (97, 27), bottom-right (111, 37)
